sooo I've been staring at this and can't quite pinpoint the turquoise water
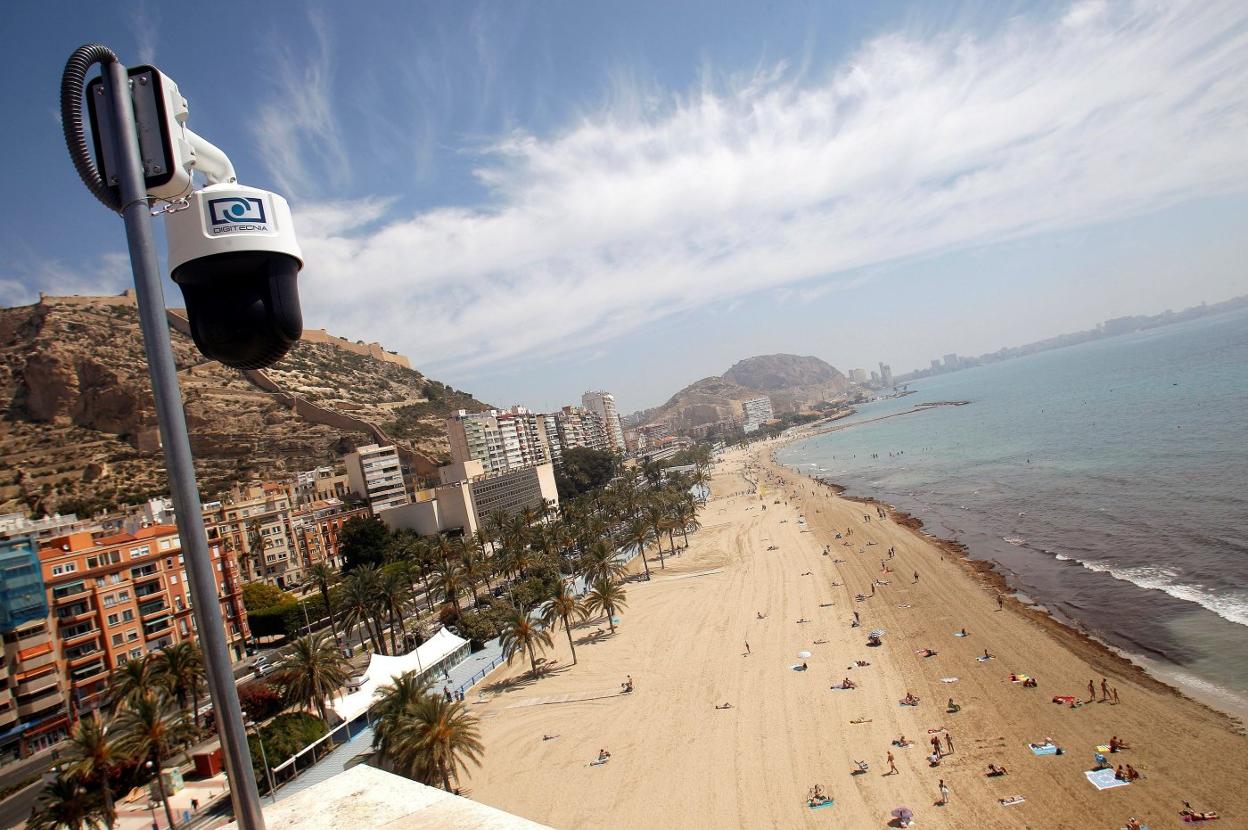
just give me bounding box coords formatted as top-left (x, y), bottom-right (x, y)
top-left (777, 307), bottom-right (1248, 708)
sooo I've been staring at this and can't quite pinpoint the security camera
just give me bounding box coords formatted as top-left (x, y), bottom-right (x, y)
top-left (164, 183), bottom-right (304, 369)
top-left (81, 63), bottom-right (304, 369)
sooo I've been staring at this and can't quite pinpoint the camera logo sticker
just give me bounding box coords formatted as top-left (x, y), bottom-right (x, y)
top-left (205, 197), bottom-right (271, 235)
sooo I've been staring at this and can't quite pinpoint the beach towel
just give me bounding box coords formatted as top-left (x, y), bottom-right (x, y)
top-left (1085, 768), bottom-right (1129, 790)
top-left (1182, 813), bottom-right (1219, 823)
top-left (940, 677), bottom-right (959, 683)
top-left (954, 631), bottom-right (968, 637)
top-left (1052, 695), bottom-right (1075, 704)
top-left (589, 758), bottom-right (610, 767)
top-left (1011, 675), bottom-right (1031, 683)
top-left (808, 799), bottom-right (835, 811)
top-left (1095, 744), bottom-right (1111, 753)
top-left (999, 796), bottom-right (1026, 806)
top-left (1029, 743), bottom-right (1058, 756)
top-left (976, 655), bottom-right (994, 662)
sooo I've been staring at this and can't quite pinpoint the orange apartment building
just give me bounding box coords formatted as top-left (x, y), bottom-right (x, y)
top-left (25, 525), bottom-right (248, 745)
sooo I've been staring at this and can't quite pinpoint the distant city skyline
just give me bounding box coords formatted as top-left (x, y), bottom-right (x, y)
top-left (2, 1), bottom-right (1246, 415)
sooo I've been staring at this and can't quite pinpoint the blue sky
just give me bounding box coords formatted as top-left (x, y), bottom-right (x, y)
top-left (2, 1), bottom-right (1246, 414)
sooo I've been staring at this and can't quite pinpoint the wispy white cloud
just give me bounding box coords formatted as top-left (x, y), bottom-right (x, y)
top-left (252, 12), bottom-right (350, 199)
top-left (294, 0), bottom-right (1248, 376)
top-left (130, 0), bottom-right (159, 65)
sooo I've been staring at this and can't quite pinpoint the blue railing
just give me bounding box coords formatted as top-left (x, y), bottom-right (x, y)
top-left (453, 654), bottom-right (506, 697)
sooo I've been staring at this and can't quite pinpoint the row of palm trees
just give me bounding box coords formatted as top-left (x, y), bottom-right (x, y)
top-left (31, 642), bottom-right (205, 829)
top-left (33, 462), bottom-right (710, 823)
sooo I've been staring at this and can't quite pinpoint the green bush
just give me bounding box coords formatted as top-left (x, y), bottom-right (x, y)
top-left (250, 712), bottom-right (327, 790)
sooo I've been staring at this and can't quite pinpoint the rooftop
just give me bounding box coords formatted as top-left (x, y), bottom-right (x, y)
top-left (223, 764), bottom-right (551, 830)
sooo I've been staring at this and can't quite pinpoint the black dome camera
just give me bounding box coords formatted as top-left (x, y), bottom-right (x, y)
top-left (166, 184), bottom-right (304, 370)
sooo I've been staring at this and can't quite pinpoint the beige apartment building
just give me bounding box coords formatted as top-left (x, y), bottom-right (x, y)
top-left (345, 444), bottom-right (410, 514)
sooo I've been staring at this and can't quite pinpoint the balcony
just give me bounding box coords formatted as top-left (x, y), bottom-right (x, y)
top-left (16, 686), bottom-right (65, 720)
top-left (130, 565), bottom-right (160, 582)
top-left (16, 670), bottom-right (60, 698)
top-left (138, 599), bottom-right (168, 619)
top-left (52, 584), bottom-right (88, 604)
top-left (143, 617), bottom-right (172, 638)
top-left (134, 581), bottom-right (165, 599)
top-left (54, 602), bottom-right (93, 622)
top-left (66, 645), bottom-right (103, 665)
top-left (70, 664), bottom-right (109, 687)
top-left (60, 625), bottom-right (100, 648)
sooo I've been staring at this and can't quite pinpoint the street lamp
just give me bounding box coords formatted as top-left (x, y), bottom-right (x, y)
top-left (246, 721), bottom-right (278, 804)
top-left (59, 43), bottom-right (308, 830)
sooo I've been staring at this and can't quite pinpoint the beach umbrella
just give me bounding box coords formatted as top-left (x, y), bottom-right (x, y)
top-left (890, 806), bottom-right (914, 823)
top-left (797, 650), bottom-right (812, 659)
top-left (869, 628), bottom-right (886, 638)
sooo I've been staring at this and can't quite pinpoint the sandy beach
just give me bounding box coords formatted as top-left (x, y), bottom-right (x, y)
top-left (462, 443), bottom-right (1248, 828)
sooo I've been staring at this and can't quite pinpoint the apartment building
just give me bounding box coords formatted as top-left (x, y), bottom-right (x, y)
top-left (555, 406), bottom-right (609, 453)
top-left (742, 397), bottom-right (775, 433)
top-left (581, 391), bottom-right (626, 452)
top-left (446, 408), bottom-right (552, 475)
top-left (1, 536), bottom-right (65, 758)
top-left (203, 480), bottom-right (366, 589)
top-left (293, 466), bottom-right (349, 506)
top-left (379, 461), bottom-right (559, 539)
top-left (0, 526), bottom-right (251, 757)
top-left (345, 444), bottom-right (410, 514)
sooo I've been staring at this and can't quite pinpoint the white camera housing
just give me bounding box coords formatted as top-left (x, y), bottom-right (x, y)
top-left (165, 183), bottom-right (304, 369)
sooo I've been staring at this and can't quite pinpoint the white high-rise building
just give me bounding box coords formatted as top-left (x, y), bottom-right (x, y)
top-left (581, 390), bottom-right (625, 452)
top-left (446, 408), bottom-right (551, 475)
top-left (742, 397), bottom-right (774, 433)
top-left (849, 368), bottom-right (869, 383)
top-left (344, 444), bottom-right (409, 513)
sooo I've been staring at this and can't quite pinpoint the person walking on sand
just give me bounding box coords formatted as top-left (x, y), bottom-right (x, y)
top-left (1101, 678), bottom-right (1110, 701)
top-left (931, 735), bottom-right (942, 757)
top-left (1088, 679), bottom-right (1096, 700)
top-left (997, 594), bottom-right (1004, 611)
top-left (886, 751), bottom-right (898, 775)
top-left (745, 641), bottom-right (751, 655)
top-left (913, 571), bottom-right (920, 583)
top-left (1112, 686), bottom-right (1120, 704)
top-left (938, 779), bottom-right (950, 805)
top-left (945, 733), bottom-right (954, 755)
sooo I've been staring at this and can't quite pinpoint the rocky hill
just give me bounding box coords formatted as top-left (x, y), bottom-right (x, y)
top-left (633, 353), bottom-right (849, 433)
top-left (0, 293), bottom-right (488, 517)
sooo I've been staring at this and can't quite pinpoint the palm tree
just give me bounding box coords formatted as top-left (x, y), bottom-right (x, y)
top-left (108, 654), bottom-right (162, 711)
top-left (387, 695), bottom-right (483, 791)
top-left (437, 557), bottom-right (466, 618)
top-left (62, 713), bottom-right (118, 827)
top-left (112, 692), bottom-right (188, 830)
top-left (378, 569), bottom-right (412, 654)
top-left (271, 632), bottom-right (350, 723)
top-left (498, 610), bottom-right (554, 675)
top-left (371, 670), bottom-right (433, 761)
top-left (152, 643), bottom-right (204, 722)
top-left (340, 566), bottom-right (384, 654)
top-left (540, 581), bottom-right (587, 665)
top-left (622, 517), bottom-right (654, 581)
top-left (28, 774), bottom-right (108, 830)
top-left (307, 562), bottom-right (341, 642)
top-left (644, 500), bottom-right (670, 570)
top-left (584, 577), bottom-right (628, 635)
top-left (673, 494), bottom-right (700, 547)
top-left (579, 540), bottom-right (627, 586)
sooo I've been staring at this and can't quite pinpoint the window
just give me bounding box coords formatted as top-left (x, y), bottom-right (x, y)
top-left (103, 595), bottom-right (116, 609)
top-left (170, 575), bottom-right (178, 584)
top-left (121, 610), bottom-right (134, 623)
top-left (51, 563), bottom-right (77, 576)
top-left (129, 648), bottom-right (141, 660)
top-left (127, 630), bottom-right (139, 642)
top-left (117, 591), bottom-right (129, 602)
top-left (129, 546), bottom-right (150, 559)
top-left (112, 633), bottom-right (124, 646)
top-left (110, 573), bottom-right (121, 584)
top-left (159, 539), bottom-right (170, 550)
top-left (107, 613), bottom-right (119, 627)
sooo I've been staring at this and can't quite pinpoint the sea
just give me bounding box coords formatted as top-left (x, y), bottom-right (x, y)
top-left (776, 306), bottom-right (1248, 717)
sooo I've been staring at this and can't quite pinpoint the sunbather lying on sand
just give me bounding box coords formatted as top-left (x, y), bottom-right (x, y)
top-left (1180, 800), bottom-right (1219, 821)
top-left (837, 678), bottom-right (857, 689)
top-left (901, 692), bottom-right (921, 706)
top-left (892, 736), bottom-right (912, 747)
top-left (918, 648), bottom-right (937, 657)
top-left (986, 764), bottom-right (1008, 776)
top-left (715, 702), bottom-right (733, 710)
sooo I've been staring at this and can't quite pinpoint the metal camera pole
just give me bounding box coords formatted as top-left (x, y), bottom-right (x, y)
top-left (97, 60), bottom-right (266, 829)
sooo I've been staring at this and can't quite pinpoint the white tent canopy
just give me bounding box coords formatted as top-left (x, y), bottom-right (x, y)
top-left (331, 628), bottom-right (469, 723)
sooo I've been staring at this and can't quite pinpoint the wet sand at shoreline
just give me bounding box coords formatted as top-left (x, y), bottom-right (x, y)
top-left (462, 444), bottom-right (1247, 828)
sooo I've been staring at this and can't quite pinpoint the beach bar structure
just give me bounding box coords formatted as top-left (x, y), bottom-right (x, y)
top-left (332, 628), bottom-right (471, 724)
